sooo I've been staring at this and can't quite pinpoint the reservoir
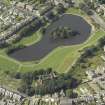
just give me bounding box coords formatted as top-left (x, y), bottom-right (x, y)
top-left (9, 14), bottom-right (92, 61)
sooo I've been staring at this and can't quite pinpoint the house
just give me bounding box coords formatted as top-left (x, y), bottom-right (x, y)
top-left (96, 66), bottom-right (105, 74)
top-left (60, 98), bottom-right (72, 105)
top-left (44, 10), bottom-right (56, 22)
top-left (0, 86), bottom-right (26, 102)
top-left (5, 90), bottom-right (13, 98)
top-left (0, 87), bottom-right (5, 95)
top-left (0, 101), bottom-right (5, 105)
top-left (39, 5), bottom-right (53, 16)
top-left (104, 45), bottom-right (105, 52)
top-left (13, 93), bottom-right (22, 101)
top-left (33, 10), bottom-right (40, 17)
top-left (96, 4), bottom-right (105, 16)
top-left (18, 12), bottom-right (24, 18)
top-left (26, 5), bottom-right (33, 12)
top-left (50, 0), bottom-right (70, 8)
top-left (60, 90), bottom-right (65, 97)
top-left (5, 90), bottom-right (11, 97)
top-left (16, 2), bottom-right (26, 9)
top-left (86, 70), bottom-right (97, 80)
top-left (9, 92), bottom-right (14, 98)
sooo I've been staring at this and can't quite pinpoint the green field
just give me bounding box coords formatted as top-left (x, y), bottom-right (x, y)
top-left (0, 8), bottom-right (105, 75)
top-left (17, 30), bottom-right (42, 46)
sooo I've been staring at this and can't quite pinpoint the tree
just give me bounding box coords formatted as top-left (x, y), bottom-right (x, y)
top-left (41, 27), bottom-right (46, 34)
top-left (51, 26), bottom-right (78, 40)
top-left (98, 0), bottom-right (105, 4)
top-left (98, 36), bottom-right (105, 47)
top-left (14, 72), bottom-right (22, 79)
top-left (18, 68), bottom-right (79, 96)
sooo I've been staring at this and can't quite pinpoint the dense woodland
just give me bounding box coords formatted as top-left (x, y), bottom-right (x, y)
top-left (50, 26), bottom-right (79, 40)
top-left (98, 0), bottom-right (105, 4)
top-left (9, 68), bottom-right (80, 97)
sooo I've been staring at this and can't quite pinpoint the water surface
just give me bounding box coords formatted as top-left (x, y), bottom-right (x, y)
top-left (9, 14), bottom-right (91, 61)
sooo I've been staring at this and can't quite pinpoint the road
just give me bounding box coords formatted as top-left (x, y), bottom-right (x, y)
top-left (90, 11), bottom-right (105, 30)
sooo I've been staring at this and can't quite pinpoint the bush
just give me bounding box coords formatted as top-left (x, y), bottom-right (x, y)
top-left (6, 44), bottom-right (25, 54)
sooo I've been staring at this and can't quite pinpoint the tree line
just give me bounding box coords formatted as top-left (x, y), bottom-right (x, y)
top-left (50, 26), bottom-right (79, 40)
top-left (9, 68), bottom-right (80, 96)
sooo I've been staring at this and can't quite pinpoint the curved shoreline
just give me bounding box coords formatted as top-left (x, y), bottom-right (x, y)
top-left (9, 14), bottom-right (92, 61)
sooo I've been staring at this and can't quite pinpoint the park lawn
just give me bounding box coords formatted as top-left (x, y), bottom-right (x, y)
top-left (66, 7), bottom-right (86, 16)
top-left (0, 8), bottom-right (104, 74)
top-left (17, 30), bottom-right (42, 46)
top-left (0, 8), bottom-right (104, 90)
top-left (20, 29), bottom-right (105, 73)
top-left (0, 55), bottom-right (19, 72)
top-left (0, 71), bottom-right (21, 90)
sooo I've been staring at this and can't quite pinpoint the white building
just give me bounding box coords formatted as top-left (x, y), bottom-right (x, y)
top-left (96, 4), bottom-right (105, 16)
top-left (13, 93), bottom-right (22, 101)
top-left (86, 70), bottom-right (97, 80)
